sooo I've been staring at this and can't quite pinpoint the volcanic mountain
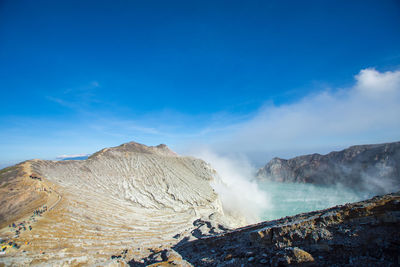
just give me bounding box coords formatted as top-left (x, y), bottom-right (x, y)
top-left (0, 142), bottom-right (240, 266)
top-left (1, 141), bottom-right (400, 266)
top-left (257, 141), bottom-right (400, 193)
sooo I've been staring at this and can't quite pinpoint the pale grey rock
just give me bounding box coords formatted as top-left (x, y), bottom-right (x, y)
top-left (0, 141), bottom-right (243, 266)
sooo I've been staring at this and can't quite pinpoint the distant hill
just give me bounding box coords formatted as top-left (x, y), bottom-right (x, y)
top-left (257, 141), bottom-right (400, 194)
top-left (56, 154), bottom-right (90, 161)
top-left (59, 155), bottom-right (89, 161)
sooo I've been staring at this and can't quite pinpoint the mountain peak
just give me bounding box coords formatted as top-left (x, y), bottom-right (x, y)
top-left (89, 141), bottom-right (178, 159)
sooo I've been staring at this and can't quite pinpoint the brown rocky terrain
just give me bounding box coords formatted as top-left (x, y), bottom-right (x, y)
top-left (0, 163), bottom-right (51, 229)
top-left (257, 141), bottom-right (400, 193)
top-left (172, 191), bottom-right (400, 266)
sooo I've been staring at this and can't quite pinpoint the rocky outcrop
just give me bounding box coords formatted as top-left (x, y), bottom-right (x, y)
top-left (257, 141), bottom-right (400, 193)
top-left (174, 191), bottom-right (400, 266)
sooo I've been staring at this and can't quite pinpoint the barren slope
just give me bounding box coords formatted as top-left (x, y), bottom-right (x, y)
top-left (0, 163), bottom-right (49, 229)
top-left (0, 142), bottom-right (238, 266)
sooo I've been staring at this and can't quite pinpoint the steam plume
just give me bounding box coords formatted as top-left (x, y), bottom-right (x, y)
top-left (192, 149), bottom-right (270, 224)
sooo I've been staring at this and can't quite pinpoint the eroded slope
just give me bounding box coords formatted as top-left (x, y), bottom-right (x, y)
top-left (0, 142), bottom-right (238, 266)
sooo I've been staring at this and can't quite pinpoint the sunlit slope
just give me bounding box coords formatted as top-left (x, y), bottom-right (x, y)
top-left (0, 142), bottom-right (233, 266)
top-left (33, 142), bottom-right (219, 211)
top-left (0, 163), bottom-right (49, 229)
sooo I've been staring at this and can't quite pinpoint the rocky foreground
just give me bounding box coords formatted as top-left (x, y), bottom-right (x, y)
top-left (257, 141), bottom-right (400, 193)
top-left (170, 191), bottom-right (400, 267)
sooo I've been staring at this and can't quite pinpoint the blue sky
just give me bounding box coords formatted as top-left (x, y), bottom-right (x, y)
top-left (1, 0), bottom-right (400, 167)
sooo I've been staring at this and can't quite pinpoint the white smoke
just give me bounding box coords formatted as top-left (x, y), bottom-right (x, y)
top-left (184, 68), bottom-right (400, 222)
top-left (208, 68), bottom-right (400, 163)
top-left (192, 149), bottom-right (270, 224)
top-left (359, 163), bottom-right (400, 195)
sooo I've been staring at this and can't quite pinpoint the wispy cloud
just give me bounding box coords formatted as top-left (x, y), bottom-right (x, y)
top-left (62, 80), bottom-right (100, 94)
top-left (195, 68), bottom-right (400, 164)
top-left (46, 81), bottom-right (102, 112)
top-left (2, 68), bottom-right (399, 168)
top-left (181, 68), bottom-right (400, 222)
top-left (46, 96), bottom-right (77, 109)
top-left (42, 68), bottom-right (400, 163)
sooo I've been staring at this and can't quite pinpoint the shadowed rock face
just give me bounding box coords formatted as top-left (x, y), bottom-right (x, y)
top-left (0, 141), bottom-right (240, 266)
top-left (257, 141), bottom-right (400, 193)
top-left (173, 192), bottom-right (400, 267)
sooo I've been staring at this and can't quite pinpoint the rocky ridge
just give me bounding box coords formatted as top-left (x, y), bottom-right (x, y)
top-left (173, 191), bottom-right (400, 266)
top-left (257, 141), bottom-right (400, 193)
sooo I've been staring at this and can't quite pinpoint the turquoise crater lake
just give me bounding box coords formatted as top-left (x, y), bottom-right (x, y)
top-left (259, 181), bottom-right (375, 221)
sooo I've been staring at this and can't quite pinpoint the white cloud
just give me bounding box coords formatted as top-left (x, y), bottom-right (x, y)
top-left (355, 68), bottom-right (400, 96)
top-left (179, 68), bottom-right (400, 222)
top-left (193, 68), bottom-right (400, 164)
top-left (4, 68), bottom-right (400, 169)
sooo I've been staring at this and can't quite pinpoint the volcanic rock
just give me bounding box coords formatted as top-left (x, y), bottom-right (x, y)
top-left (174, 191), bottom-right (400, 266)
top-left (0, 141), bottom-right (241, 266)
top-left (257, 141), bottom-right (400, 193)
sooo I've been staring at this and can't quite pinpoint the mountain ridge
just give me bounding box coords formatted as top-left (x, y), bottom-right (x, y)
top-left (256, 141), bottom-right (400, 193)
